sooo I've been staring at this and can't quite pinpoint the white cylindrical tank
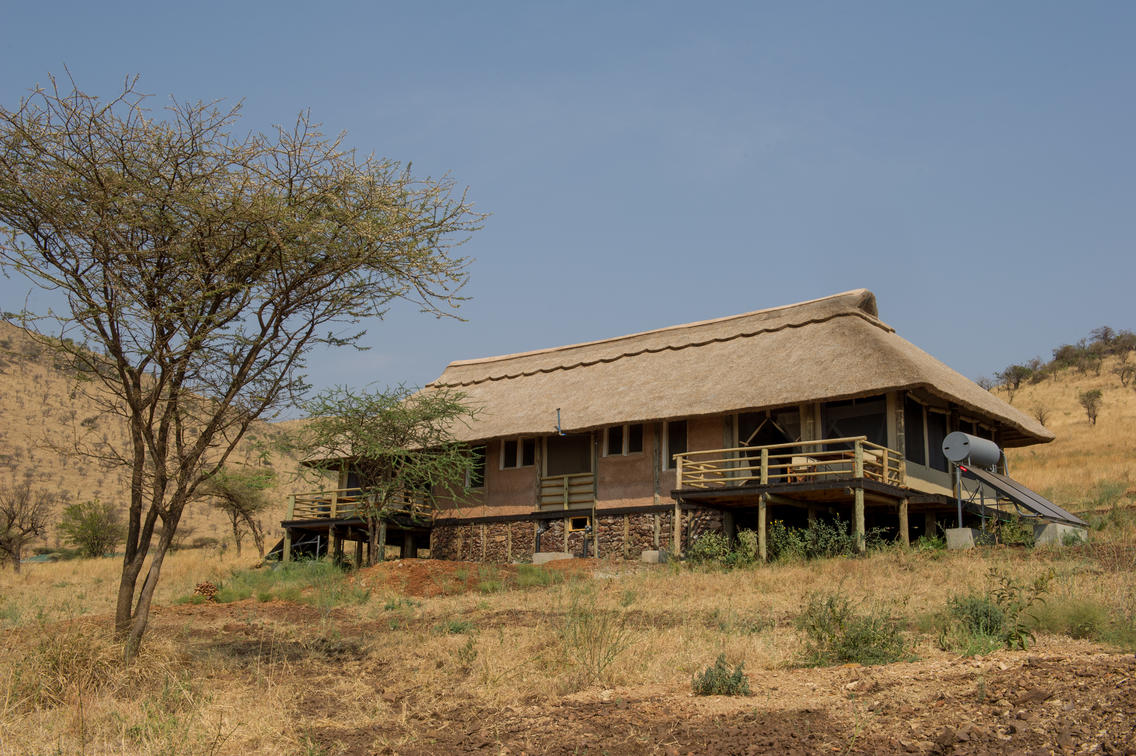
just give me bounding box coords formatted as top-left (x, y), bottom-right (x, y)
top-left (942, 431), bottom-right (1002, 467)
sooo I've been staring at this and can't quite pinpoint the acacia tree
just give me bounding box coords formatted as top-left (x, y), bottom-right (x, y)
top-left (0, 478), bottom-right (58, 572)
top-left (197, 466), bottom-right (273, 557)
top-left (0, 76), bottom-right (482, 660)
top-left (1078, 389), bottom-right (1103, 426)
top-left (296, 385), bottom-right (477, 565)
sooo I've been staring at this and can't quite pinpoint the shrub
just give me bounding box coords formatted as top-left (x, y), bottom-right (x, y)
top-left (727, 528), bottom-right (759, 566)
top-left (768, 518), bottom-right (871, 562)
top-left (939, 568), bottom-right (1053, 654)
top-left (795, 592), bottom-right (909, 666)
top-left (686, 531), bottom-right (730, 565)
top-left (994, 516), bottom-right (1035, 547)
top-left (57, 498), bottom-right (124, 557)
top-left (692, 654), bottom-right (750, 696)
top-left (560, 586), bottom-right (633, 688)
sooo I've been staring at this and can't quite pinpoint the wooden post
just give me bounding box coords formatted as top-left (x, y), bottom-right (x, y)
top-left (287, 494), bottom-right (296, 520)
top-left (330, 489), bottom-right (339, 520)
top-left (760, 448), bottom-right (769, 484)
top-left (853, 440), bottom-right (864, 479)
top-left (377, 520), bottom-right (387, 562)
top-left (653, 512), bottom-right (660, 549)
top-left (563, 517), bottom-right (570, 552)
top-left (924, 511), bottom-right (937, 538)
top-left (898, 498), bottom-right (910, 548)
top-left (853, 487), bottom-right (866, 553)
top-left (673, 500), bottom-right (682, 558)
top-left (723, 510), bottom-right (735, 547)
top-left (354, 539), bottom-right (363, 566)
top-left (675, 454), bottom-right (684, 490)
top-left (758, 493), bottom-right (768, 562)
top-left (623, 514), bottom-right (630, 559)
top-left (402, 531), bottom-right (415, 559)
top-left (329, 525), bottom-right (338, 560)
top-left (506, 524), bottom-right (513, 562)
top-left (283, 529), bottom-right (292, 562)
top-left (807, 506), bottom-right (818, 527)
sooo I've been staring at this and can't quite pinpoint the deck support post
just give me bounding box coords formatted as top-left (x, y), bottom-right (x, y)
top-left (673, 500), bottom-right (682, 558)
top-left (807, 506), bottom-right (818, 526)
top-left (758, 493), bottom-right (767, 557)
top-left (329, 525), bottom-right (338, 561)
top-left (354, 539), bottom-right (363, 566)
top-left (723, 510), bottom-right (735, 547)
top-left (401, 531), bottom-right (415, 559)
top-left (853, 487), bottom-right (866, 553)
top-left (924, 511), bottom-right (937, 539)
top-left (377, 520), bottom-right (387, 562)
top-left (898, 498), bottom-right (910, 548)
top-left (283, 529), bottom-right (292, 563)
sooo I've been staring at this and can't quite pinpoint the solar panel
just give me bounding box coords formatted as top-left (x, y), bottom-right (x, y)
top-left (959, 465), bottom-right (1087, 527)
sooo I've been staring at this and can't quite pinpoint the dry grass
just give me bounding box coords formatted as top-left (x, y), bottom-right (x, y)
top-left (1000, 354), bottom-right (1136, 512)
top-left (1, 538), bottom-right (1133, 754)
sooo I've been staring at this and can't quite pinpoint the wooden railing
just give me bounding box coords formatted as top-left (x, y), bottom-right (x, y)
top-left (539, 472), bottom-right (595, 509)
top-left (675, 436), bottom-right (905, 490)
top-left (287, 488), bottom-right (429, 521)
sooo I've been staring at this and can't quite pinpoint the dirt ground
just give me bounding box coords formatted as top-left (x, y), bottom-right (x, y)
top-left (147, 559), bottom-right (1136, 755)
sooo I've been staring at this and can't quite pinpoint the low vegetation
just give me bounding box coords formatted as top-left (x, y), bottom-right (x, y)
top-left (692, 654), bottom-right (751, 696)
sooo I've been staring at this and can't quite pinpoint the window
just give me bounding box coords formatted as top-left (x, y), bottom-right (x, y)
top-left (926, 411), bottom-right (949, 472)
top-left (663, 420), bottom-right (687, 470)
top-left (501, 438), bottom-right (536, 469)
top-left (821, 396), bottom-right (887, 448)
top-left (466, 445), bottom-right (486, 489)
top-left (904, 398), bottom-right (926, 466)
top-left (604, 423), bottom-right (644, 456)
top-left (568, 515), bottom-right (590, 532)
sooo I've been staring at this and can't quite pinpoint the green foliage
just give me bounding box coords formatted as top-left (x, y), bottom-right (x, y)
top-left (938, 568), bottom-right (1054, 654)
top-left (516, 564), bottom-right (563, 588)
top-left (912, 532), bottom-right (946, 553)
top-left (994, 516), bottom-right (1036, 547)
top-left (1078, 388), bottom-right (1103, 425)
top-left (692, 654), bottom-right (751, 696)
top-left (476, 565), bottom-right (505, 593)
top-left (768, 518), bottom-right (880, 562)
top-left (200, 560), bottom-right (367, 610)
top-left (1031, 598), bottom-right (1108, 640)
top-left (795, 592), bottom-right (909, 666)
top-left (433, 619), bottom-right (474, 635)
top-left (198, 466), bottom-right (274, 557)
top-left (58, 498), bottom-right (123, 558)
top-left (686, 531), bottom-right (730, 564)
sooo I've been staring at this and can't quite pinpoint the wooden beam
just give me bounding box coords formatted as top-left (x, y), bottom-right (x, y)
top-left (853, 487), bottom-right (865, 553)
top-left (899, 497), bottom-right (910, 548)
top-left (283, 529), bottom-right (292, 563)
top-left (354, 539), bottom-right (363, 566)
top-left (758, 493), bottom-right (768, 562)
top-left (673, 500), bottom-right (682, 558)
top-left (723, 510), bottom-right (735, 547)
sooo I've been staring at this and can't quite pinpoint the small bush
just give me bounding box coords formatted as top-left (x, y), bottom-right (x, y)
top-left (686, 531), bottom-right (730, 565)
top-left (938, 568), bottom-right (1054, 653)
top-left (434, 619), bottom-right (474, 635)
top-left (994, 516), bottom-right (1035, 547)
top-left (768, 518), bottom-right (877, 562)
top-left (1031, 598), bottom-right (1109, 641)
top-left (57, 498), bottom-right (124, 558)
top-left (795, 592), bottom-right (909, 666)
top-left (692, 654), bottom-right (750, 696)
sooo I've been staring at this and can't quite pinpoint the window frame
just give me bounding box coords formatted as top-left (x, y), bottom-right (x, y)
top-left (603, 423), bottom-right (644, 457)
top-left (568, 515), bottom-right (590, 532)
top-left (499, 437), bottom-right (536, 470)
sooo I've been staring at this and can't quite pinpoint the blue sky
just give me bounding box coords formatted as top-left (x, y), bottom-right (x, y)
top-left (2, 2), bottom-right (1133, 404)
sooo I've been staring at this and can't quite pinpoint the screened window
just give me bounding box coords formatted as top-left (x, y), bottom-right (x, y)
top-left (604, 423), bottom-right (644, 456)
top-left (904, 398), bottom-right (926, 466)
top-left (664, 420), bottom-right (687, 470)
top-left (927, 411), bottom-right (949, 472)
top-left (568, 516), bottom-right (590, 532)
top-left (501, 438), bottom-right (536, 469)
top-left (821, 396), bottom-right (887, 448)
top-left (545, 433), bottom-right (592, 476)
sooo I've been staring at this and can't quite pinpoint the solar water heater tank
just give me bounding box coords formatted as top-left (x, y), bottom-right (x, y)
top-left (941, 431), bottom-right (1002, 467)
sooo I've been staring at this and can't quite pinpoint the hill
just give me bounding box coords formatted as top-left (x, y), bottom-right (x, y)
top-left (998, 354), bottom-right (1136, 513)
top-left (0, 320), bottom-right (304, 552)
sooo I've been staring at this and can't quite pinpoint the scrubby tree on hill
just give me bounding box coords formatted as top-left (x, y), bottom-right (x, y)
top-left (1078, 389), bottom-right (1103, 427)
top-left (0, 75), bottom-right (483, 660)
top-left (0, 478), bottom-right (58, 572)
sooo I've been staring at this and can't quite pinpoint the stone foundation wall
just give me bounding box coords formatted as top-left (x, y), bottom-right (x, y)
top-left (431, 507), bottom-right (722, 562)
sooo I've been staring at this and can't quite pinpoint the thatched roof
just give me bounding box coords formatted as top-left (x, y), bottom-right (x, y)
top-left (426, 289), bottom-right (1053, 448)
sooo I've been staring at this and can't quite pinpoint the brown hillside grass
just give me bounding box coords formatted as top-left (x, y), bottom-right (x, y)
top-left (0, 320), bottom-right (305, 552)
top-left (999, 354), bottom-right (1136, 512)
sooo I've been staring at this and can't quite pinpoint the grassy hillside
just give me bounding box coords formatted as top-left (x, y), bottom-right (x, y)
top-left (0, 320), bottom-right (303, 551)
top-left (998, 354), bottom-right (1136, 514)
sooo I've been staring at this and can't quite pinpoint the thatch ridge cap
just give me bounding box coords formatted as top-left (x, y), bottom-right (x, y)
top-left (430, 289), bottom-right (884, 387)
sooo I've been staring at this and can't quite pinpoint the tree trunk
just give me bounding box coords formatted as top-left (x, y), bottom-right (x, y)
top-left (367, 515), bottom-right (379, 567)
top-left (115, 557), bottom-right (145, 639)
top-left (10, 545), bottom-right (20, 573)
top-left (123, 527), bottom-right (174, 663)
top-left (230, 513), bottom-right (243, 557)
top-left (377, 519), bottom-right (387, 563)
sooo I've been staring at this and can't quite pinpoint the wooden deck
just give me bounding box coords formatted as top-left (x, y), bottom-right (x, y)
top-left (281, 488), bottom-right (430, 562)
